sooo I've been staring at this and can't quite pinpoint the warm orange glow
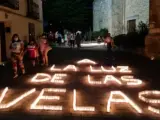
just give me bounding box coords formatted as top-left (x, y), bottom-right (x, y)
top-left (31, 88), bottom-right (66, 111)
top-left (87, 75), bottom-right (102, 85)
top-left (31, 73), bottom-right (51, 83)
top-left (101, 66), bottom-right (117, 73)
top-left (139, 90), bottom-right (160, 104)
top-left (0, 87), bottom-right (36, 109)
top-left (63, 65), bottom-right (77, 71)
top-left (90, 66), bottom-right (102, 73)
top-left (51, 74), bottom-right (67, 84)
top-left (107, 91), bottom-right (142, 113)
top-left (117, 66), bottom-right (132, 73)
top-left (121, 76), bottom-right (142, 86)
top-left (77, 59), bottom-right (97, 65)
top-left (104, 75), bottom-right (122, 85)
top-left (148, 106), bottom-right (160, 115)
top-left (50, 65), bottom-right (62, 71)
top-left (73, 89), bottom-right (95, 112)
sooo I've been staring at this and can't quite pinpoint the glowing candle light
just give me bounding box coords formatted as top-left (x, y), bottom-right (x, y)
top-left (50, 65), bottom-right (62, 71)
top-left (121, 76), bottom-right (142, 86)
top-left (107, 91), bottom-right (142, 113)
top-left (90, 66), bottom-right (102, 73)
top-left (73, 89), bottom-right (95, 112)
top-left (77, 59), bottom-right (96, 65)
top-left (63, 65), bottom-right (77, 71)
top-left (139, 90), bottom-right (160, 104)
top-left (0, 88), bottom-right (36, 109)
top-left (117, 66), bottom-right (132, 73)
top-left (51, 74), bottom-right (67, 84)
top-left (101, 66), bottom-right (116, 73)
top-left (148, 106), bottom-right (160, 115)
top-left (31, 88), bottom-right (66, 111)
top-left (31, 73), bottom-right (51, 83)
top-left (104, 75), bottom-right (122, 85)
top-left (87, 75), bottom-right (102, 85)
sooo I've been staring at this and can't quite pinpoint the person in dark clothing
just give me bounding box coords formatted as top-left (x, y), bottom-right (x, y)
top-left (75, 33), bottom-right (82, 48)
top-left (104, 33), bottom-right (114, 63)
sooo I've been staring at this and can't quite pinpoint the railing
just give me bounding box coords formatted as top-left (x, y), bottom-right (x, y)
top-left (0, 0), bottom-right (19, 10)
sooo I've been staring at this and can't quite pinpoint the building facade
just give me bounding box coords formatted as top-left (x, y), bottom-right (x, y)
top-left (0, 0), bottom-right (43, 62)
top-left (93, 0), bottom-right (149, 36)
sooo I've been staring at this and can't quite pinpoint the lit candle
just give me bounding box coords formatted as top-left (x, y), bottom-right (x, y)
top-left (73, 89), bottom-right (95, 112)
top-left (104, 75), bottom-right (122, 85)
top-left (121, 76), bottom-right (142, 86)
top-left (31, 73), bottom-right (51, 83)
top-left (77, 59), bottom-right (97, 65)
top-left (117, 66), bottom-right (132, 73)
top-left (63, 65), bottom-right (77, 71)
top-left (107, 91), bottom-right (142, 113)
top-left (51, 74), bottom-right (67, 84)
top-left (0, 87), bottom-right (36, 109)
top-left (31, 88), bottom-right (66, 111)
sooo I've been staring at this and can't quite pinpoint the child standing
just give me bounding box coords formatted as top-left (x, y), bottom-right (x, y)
top-left (26, 39), bottom-right (38, 67)
top-left (39, 35), bottom-right (52, 66)
top-left (10, 34), bottom-right (25, 78)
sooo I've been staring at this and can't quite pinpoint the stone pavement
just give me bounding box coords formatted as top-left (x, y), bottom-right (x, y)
top-left (0, 47), bottom-right (160, 120)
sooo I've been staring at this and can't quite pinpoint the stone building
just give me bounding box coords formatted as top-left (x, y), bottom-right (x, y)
top-left (93, 0), bottom-right (149, 36)
top-left (0, 0), bottom-right (43, 62)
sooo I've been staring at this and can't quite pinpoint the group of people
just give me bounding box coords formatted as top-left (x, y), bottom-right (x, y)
top-left (10, 34), bottom-right (52, 78)
top-left (52, 31), bottom-right (82, 48)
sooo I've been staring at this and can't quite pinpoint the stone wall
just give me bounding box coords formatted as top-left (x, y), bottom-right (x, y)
top-left (111, 0), bottom-right (124, 36)
top-left (125, 0), bottom-right (149, 33)
top-left (93, 0), bottom-right (111, 32)
top-left (93, 0), bottom-right (149, 36)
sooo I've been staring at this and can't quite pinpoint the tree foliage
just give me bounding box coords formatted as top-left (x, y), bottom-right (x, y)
top-left (43, 0), bottom-right (93, 30)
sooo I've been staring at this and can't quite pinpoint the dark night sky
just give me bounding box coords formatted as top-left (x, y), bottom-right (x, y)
top-left (43, 0), bottom-right (94, 31)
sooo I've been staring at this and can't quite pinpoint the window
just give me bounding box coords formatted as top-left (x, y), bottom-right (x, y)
top-left (27, 0), bottom-right (40, 19)
top-left (0, 0), bottom-right (19, 10)
top-left (28, 23), bottom-right (35, 40)
top-left (127, 19), bottom-right (136, 33)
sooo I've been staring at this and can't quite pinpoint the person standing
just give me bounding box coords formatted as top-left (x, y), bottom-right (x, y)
top-left (26, 39), bottom-right (38, 67)
top-left (75, 33), bottom-right (82, 48)
top-left (39, 35), bottom-right (52, 66)
top-left (57, 32), bottom-right (62, 46)
top-left (55, 31), bottom-right (58, 43)
top-left (64, 32), bottom-right (68, 46)
top-left (70, 33), bottom-right (75, 48)
top-left (10, 34), bottom-right (25, 78)
top-left (105, 33), bottom-right (114, 60)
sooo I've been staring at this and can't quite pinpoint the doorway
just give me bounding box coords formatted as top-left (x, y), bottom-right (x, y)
top-left (127, 19), bottom-right (136, 33)
top-left (0, 22), bottom-right (7, 62)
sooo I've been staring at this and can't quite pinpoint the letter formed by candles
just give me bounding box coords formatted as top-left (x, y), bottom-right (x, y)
top-left (31, 73), bottom-right (51, 83)
top-left (51, 74), bottom-right (67, 84)
top-left (90, 66), bottom-right (102, 73)
top-left (121, 76), bottom-right (142, 86)
top-left (31, 88), bottom-right (66, 111)
top-left (107, 91), bottom-right (142, 113)
top-left (104, 75), bottom-right (122, 85)
top-left (0, 87), bottom-right (36, 109)
top-left (77, 59), bottom-right (97, 65)
top-left (73, 89), bottom-right (95, 112)
top-left (87, 75), bottom-right (102, 85)
top-left (117, 66), bottom-right (132, 73)
top-left (101, 66), bottom-right (117, 73)
top-left (63, 65), bottom-right (77, 71)
top-left (139, 90), bottom-right (160, 115)
top-left (50, 65), bottom-right (62, 71)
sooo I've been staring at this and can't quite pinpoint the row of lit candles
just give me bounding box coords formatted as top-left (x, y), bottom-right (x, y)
top-left (50, 65), bottom-right (132, 73)
top-left (0, 87), bottom-right (160, 115)
top-left (31, 73), bottom-right (142, 86)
